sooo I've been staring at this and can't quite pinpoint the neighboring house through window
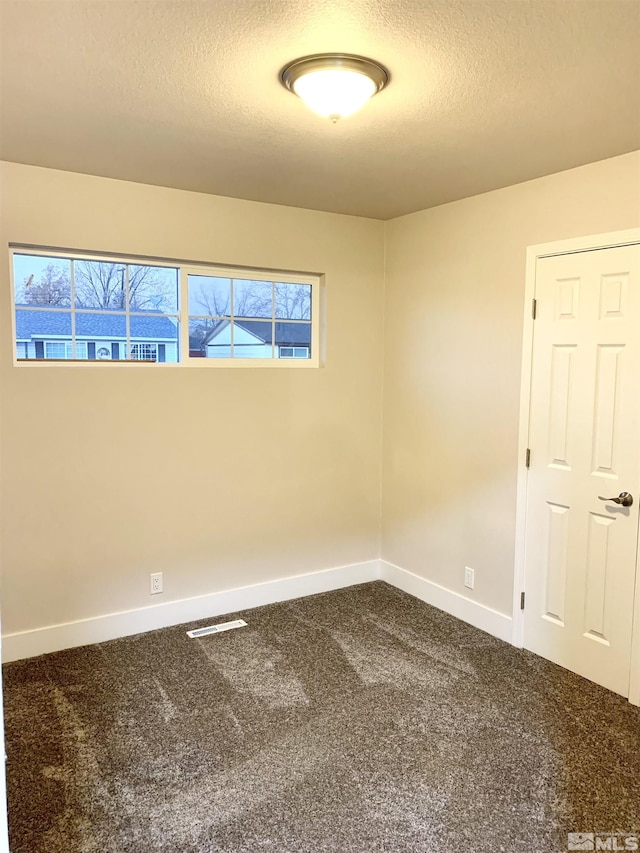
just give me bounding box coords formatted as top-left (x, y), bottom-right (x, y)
top-left (14, 307), bottom-right (178, 362)
top-left (201, 321), bottom-right (311, 360)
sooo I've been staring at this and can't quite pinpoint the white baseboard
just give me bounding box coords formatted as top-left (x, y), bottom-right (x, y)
top-left (2, 558), bottom-right (514, 662)
top-left (380, 560), bottom-right (513, 644)
top-left (2, 559), bottom-right (381, 663)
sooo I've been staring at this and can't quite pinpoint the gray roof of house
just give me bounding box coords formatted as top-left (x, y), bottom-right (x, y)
top-left (15, 307), bottom-right (177, 340)
top-left (249, 321), bottom-right (311, 346)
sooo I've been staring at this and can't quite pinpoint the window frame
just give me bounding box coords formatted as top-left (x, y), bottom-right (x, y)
top-left (181, 264), bottom-right (319, 368)
top-left (10, 248), bottom-right (322, 369)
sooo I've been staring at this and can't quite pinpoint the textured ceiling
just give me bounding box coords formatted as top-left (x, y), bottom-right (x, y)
top-left (1, 0), bottom-right (639, 219)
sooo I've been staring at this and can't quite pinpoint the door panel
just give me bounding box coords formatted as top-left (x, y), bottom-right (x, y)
top-left (543, 501), bottom-right (569, 625)
top-left (524, 244), bottom-right (640, 697)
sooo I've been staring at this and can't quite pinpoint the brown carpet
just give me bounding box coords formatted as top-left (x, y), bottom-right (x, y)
top-left (3, 581), bottom-right (640, 852)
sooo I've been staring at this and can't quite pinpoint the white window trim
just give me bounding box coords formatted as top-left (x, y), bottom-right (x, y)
top-left (10, 247), bottom-right (323, 369)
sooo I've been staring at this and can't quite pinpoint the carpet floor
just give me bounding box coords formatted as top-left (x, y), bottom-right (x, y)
top-left (3, 581), bottom-right (640, 852)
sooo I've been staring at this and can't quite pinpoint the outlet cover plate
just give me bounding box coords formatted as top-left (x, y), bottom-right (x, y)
top-left (464, 567), bottom-right (474, 590)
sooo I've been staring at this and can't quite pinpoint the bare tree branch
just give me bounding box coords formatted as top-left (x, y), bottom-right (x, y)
top-left (74, 262), bottom-right (176, 311)
top-left (22, 264), bottom-right (71, 306)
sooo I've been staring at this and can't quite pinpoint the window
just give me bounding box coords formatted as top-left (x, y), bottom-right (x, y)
top-left (13, 252), bottom-right (179, 363)
top-left (130, 343), bottom-right (157, 361)
top-left (279, 346), bottom-right (310, 359)
top-left (44, 342), bottom-right (68, 360)
top-left (43, 341), bottom-right (88, 360)
top-left (186, 274), bottom-right (313, 362)
top-left (12, 249), bottom-right (320, 367)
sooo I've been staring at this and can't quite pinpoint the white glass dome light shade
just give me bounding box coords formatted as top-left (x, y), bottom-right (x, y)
top-left (281, 54), bottom-right (389, 122)
top-left (292, 68), bottom-right (377, 121)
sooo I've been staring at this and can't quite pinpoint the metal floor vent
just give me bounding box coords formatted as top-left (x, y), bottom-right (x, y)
top-left (187, 619), bottom-right (247, 639)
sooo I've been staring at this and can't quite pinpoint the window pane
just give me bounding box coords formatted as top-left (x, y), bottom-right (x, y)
top-left (13, 254), bottom-right (71, 307)
top-left (233, 280), bottom-right (273, 319)
top-left (275, 322), bottom-right (311, 357)
top-left (275, 283), bottom-right (311, 320)
top-left (130, 314), bottom-right (177, 341)
top-left (128, 265), bottom-right (178, 312)
top-left (76, 312), bottom-right (126, 339)
top-left (74, 260), bottom-right (127, 310)
top-left (232, 320), bottom-right (274, 358)
top-left (188, 276), bottom-right (231, 317)
top-left (190, 318), bottom-right (229, 358)
top-left (15, 309), bottom-right (72, 359)
top-left (131, 314), bottom-right (179, 362)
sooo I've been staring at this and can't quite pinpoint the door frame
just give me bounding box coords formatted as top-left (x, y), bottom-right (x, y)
top-left (512, 228), bottom-right (640, 705)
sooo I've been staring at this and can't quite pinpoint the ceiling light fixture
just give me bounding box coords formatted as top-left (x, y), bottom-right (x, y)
top-left (280, 53), bottom-right (389, 123)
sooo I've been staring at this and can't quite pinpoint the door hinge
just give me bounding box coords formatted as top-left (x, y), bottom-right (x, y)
top-left (532, 298), bottom-right (537, 319)
top-left (520, 592), bottom-right (526, 610)
top-left (525, 448), bottom-right (531, 468)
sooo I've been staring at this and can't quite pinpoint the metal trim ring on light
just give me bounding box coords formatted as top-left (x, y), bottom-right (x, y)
top-left (280, 53), bottom-right (390, 96)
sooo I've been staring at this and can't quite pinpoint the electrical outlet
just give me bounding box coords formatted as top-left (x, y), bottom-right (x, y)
top-left (150, 572), bottom-right (163, 595)
top-left (464, 567), bottom-right (474, 590)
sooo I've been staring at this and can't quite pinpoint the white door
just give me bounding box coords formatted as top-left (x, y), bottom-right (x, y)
top-left (524, 243), bottom-right (640, 697)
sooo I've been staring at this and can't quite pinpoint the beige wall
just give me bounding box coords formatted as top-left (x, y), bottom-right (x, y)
top-left (2, 151), bottom-right (639, 638)
top-left (382, 151), bottom-right (640, 617)
top-left (0, 162), bottom-right (385, 635)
